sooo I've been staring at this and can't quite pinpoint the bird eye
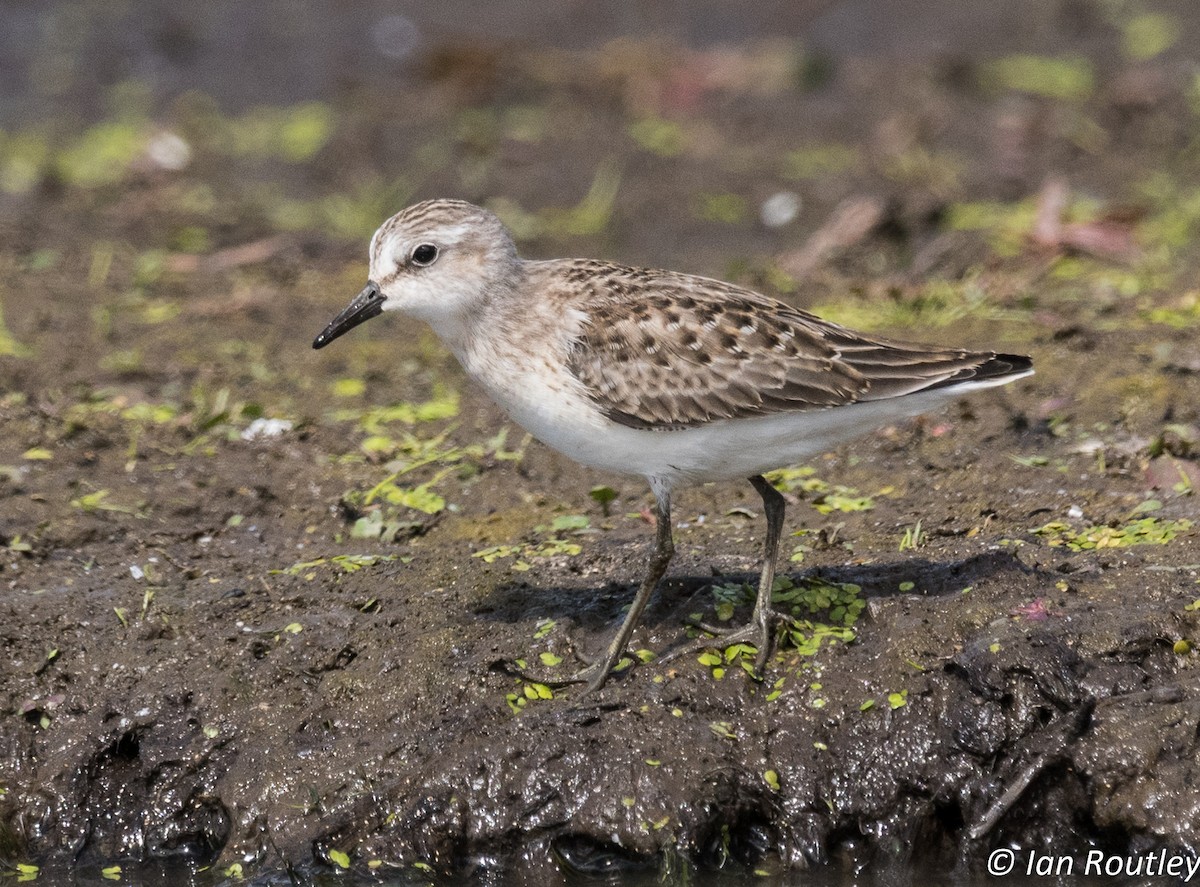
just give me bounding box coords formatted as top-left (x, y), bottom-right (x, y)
top-left (411, 243), bottom-right (439, 266)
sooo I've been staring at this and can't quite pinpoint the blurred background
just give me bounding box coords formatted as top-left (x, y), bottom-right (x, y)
top-left (3, 0), bottom-right (1199, 412)
top-left (4, 0), bottom-right (1198, 278)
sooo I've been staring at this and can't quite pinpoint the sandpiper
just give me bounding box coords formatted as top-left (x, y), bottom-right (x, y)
top-left (313, 199), bottom-right (1033, 692)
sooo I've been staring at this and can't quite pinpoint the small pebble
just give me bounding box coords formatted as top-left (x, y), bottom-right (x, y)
top-left (760, 191), bottom-right (802, 228)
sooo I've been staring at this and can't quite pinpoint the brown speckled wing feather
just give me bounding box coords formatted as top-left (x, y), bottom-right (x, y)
top-left (563, 262), bottom-right (1027, 430)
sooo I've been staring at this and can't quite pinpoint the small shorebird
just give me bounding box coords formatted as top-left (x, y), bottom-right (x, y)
top-left (314, 199), bottom-right (1032, 692)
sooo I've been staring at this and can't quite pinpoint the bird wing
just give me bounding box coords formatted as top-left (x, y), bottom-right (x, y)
top-left (563, 263), bottom-right (1022, 431)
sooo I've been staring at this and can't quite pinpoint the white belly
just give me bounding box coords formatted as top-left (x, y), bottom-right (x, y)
top-left (467, 355), bottom-right (984, 491)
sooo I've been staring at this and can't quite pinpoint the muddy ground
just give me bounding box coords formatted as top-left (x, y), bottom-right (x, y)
top-left (2, 1), bottom-right (1200, 883)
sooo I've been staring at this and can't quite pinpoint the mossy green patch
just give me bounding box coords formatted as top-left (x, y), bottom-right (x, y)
top-left (274, 554), bottom-right (399, 576)
top-left (473, 538), bottom-right (582, 571)
top-left (781, 143), bottom-right (858, 180)
top-left (1033, 516), bottom-right (1193, 550)
top-left (693, 192), bottom-right (748, 224)
top-left (701, 576), bottom-right (862, 670)
top-left (1122, 13), bottom-right (1179, 62)
top-left (765, 466), bottom-right (881, 513)
top-left (629, 117), bottom-right (686, 157)
top-left (0, 301), bottom-right (30, 358)
top-left (981, 55), bottom-right (1094, 101)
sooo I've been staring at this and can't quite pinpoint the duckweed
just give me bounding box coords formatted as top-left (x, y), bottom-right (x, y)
top-left (1033, 517), bottom-right (1193, 550)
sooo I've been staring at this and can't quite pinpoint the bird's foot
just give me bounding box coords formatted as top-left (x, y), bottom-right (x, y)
top-left (665, 608), bottom-right (790, 678)
top-left (499, 650), bottom-right (632, 696)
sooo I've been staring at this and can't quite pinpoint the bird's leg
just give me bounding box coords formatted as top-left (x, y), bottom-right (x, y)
top-left (670, 475), bottom-right (787, 675)
top-left (746, 474), bottom-right (786, 671)
top-left (522, 486), bottom-right (674, 694)
top-left (579, 489), bottom-right (674, 692)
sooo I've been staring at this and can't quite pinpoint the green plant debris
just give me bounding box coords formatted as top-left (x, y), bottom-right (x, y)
top-left (883, 147), bottom-right (962, 194)
top-left (506, 680), bottom-right (555, 713)
top-left (981, 54), bottom-right (1095, 101)
top-left (710, 721), bottom-right (737, 740)
top-left (944, 198), bottom-right (1040, 256)
top-left (710, 582), bottom-right (743, 622)
top-left (899, 521), bottom-right (924, 552)
top-left (693, 192), bottom-right (748, 224)
top-left (765, 677), bottom-right (786, 702)
top-left (331, 389), bottom-right (460, 432)
top-left (71, 490), bottom-right (143, 516)
top-left (629, 117), bottom-right (686, 157)
top-left (57, 121), bottom-right (147, 187)
top-left (349, 510), bottom-right (424, 543)
top-left (198, 101), bottom-right (335, 162)
top-left (1010, 454), bottom-right (1050, 468)
top-left (813, 488), bottom-right (875, 514)
top-left (765, 466), bottom-right (880, 512)
top-left (266, 174), bottom-right (414, 239)
top-left (860, 699), bottom-right (876, 712)
top-left (0, 302), bottom-right (30, 357)
top-left (782, 143), bottom-right (858, 179)
top-left (22, 447), bottom-right (52, 460)
top-left (1143, 292), bottom-right (1200, 329)
top-left (273, 554), bottom-right (398, 576)
top-left (546, 159), bottom-right (623, 237)
top-left (589, 485), bottom-right (618, 516)
top-left (703, 577), bottom-right (862, 663)
top-left (337, 393), bottom-right (526, 536)
top-left (697, 647), bottom-right (743, 680)
top-left (772, 576), bottom-right (865, 627)
top-left (60, 386), bottom-right (263, 455)
top-left (489, 161), bottom-right (621, 241)
top-left (332, 378), bottom-right (367, 398)
top-left (544, 514), bottom-right (590, 532)
top-left (825, 276), bottom-right (1011, 330)
top-left (1122, 13), bottom-right (1179, 61)
top-left (1, 130), bottom-right (50, 195)
top-left (362, 469), bottom-right (451, 515)
top-left (533, 618), bottom-right (556, 639)
top-left (473, 538), bottom-right (582, 571)
top-left (766, 465), bottom-right (824, 493)
top-left (1032, 517), bottom-right (1193, 550)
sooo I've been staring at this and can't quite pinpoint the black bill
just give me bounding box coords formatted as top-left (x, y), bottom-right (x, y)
top-left (312, 281), bottom-right (386, 349)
